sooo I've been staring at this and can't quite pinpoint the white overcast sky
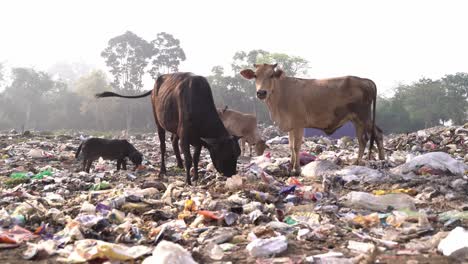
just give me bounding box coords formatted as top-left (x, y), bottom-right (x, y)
top-left (1, 0), bottom-right (467, 94)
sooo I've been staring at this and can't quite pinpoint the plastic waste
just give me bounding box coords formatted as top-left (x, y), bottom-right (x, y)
top-left (10, 172), bottom-right (31, 179)
top-left (352, 213), bottom-right (380, 228)
top-left (89, 181), bottom-right (110, 191)
top-left (437, 227), bottom-right (468, 260)
top-left (439, 210), bottom-right (468, 222)
top-left (198, 210), bottom-right (222, 220)
top-left (0, 225), bottom-right (37, 244)
top-left (342, 191), bottom-right (416, 211)
top-left (206, 242), bottom-right (224, 260)
top-left (337, 166), bottom-right (384, 184)
top-left (393, 152), bottom-right (467, 176)
top-left (246, 235), bottom-right (288, 257)
top-left (32, 168), bottom-right (53, 179)
top-left (225, 175), bottom-right (243, 190)
top-left (299, 152), bottom-right (316, 166)
top-left (301, 160), bottom-right (339, 179)
top-left (249, 190), bottom-right (277, 203)
top-left (372, 188), bottom-right (418, 196)
top-left (22, 240), bottom-right (56, 260)
top-left (60, 239), bottom-right (151, 262)
top-left (347, 240), bottom-right (376, 254)
top-left (142, 240), bottom-right (198, 264)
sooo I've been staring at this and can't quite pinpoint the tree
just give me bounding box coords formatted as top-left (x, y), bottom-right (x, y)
top-left (441, 73), bottom-right (468, 125)
top-left (2, 68), bottom-right (59, 130)
top-left (400, 78), bottom-right (448, 128)
top-left (75, 70), bottom-right (116, 130)
top-left (101, 31), bottom-right (153, 93)
top-left (148, 32), bottom-right (186, 79)
top-left (101, 31), bottom-right (153, 132)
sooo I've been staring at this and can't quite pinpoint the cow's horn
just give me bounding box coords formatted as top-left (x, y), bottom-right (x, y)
top-left (272, 63), bottom-right (278, 68)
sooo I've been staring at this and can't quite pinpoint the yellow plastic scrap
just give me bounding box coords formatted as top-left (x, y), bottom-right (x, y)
top-left (352, 213), bottom-right (380, 228)
top-left (178, 211), bottom-right (192, 220)
top-left (184, 199), bottom-right (197, 212)
top-left (372, 188), bottom-right (418, 196)
top-left (178, 199), bottom-right (197, 220)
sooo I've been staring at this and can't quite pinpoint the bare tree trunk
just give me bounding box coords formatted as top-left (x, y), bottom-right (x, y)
top-left (25, 103), bottom-right (31, 130)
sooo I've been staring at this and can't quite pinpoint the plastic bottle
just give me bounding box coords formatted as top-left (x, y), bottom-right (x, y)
top-left (343, 191), bottom-right (416, 211)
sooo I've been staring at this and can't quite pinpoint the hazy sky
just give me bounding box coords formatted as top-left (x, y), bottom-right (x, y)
top-left (1, 0), bottom-right (467, 94)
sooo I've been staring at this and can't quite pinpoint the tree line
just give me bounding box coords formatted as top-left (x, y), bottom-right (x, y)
top-left (0, 31), bottom-right (466, 134)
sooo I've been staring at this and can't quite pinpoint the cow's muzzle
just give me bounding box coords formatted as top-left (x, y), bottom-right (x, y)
top-left (256, 90), bottom-right (267, 99)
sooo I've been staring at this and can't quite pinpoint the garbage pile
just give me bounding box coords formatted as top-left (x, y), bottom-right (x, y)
top-left (0, 123), bottom-right (467, 263)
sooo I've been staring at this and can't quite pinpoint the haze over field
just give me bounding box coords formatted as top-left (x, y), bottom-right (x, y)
top-left (0, 0), bottom-right (466, 132)
top-left (1, 0), bottom-right (467, 92)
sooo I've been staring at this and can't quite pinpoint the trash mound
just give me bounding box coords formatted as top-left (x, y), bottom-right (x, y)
top-left (0, 124), bottom-right (467, 263)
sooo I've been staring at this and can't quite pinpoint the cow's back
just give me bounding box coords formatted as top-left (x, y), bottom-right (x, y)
top-left (219, 109), bottom-right (258, 141)
top-left (274, 76), bottom-right (371, 131)
top-left (153, 73), bottom-right (228, 140)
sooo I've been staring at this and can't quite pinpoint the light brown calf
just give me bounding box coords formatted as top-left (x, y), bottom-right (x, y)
top-left (217, 106), bottom-right (267, 156)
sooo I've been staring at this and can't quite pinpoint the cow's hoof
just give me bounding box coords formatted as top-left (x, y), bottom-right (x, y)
top-left (353, 160), bottom-right (362, 166)
top-left (290, 169), bottom-right (301, 176)
top-left (177, 163), bottom-right (184, 169)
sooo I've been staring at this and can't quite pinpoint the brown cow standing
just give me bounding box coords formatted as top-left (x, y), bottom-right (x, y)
top-left (240, 64), bottom-right (385, 175)
top-left (217, 106), bottom-right (267, 156)
top-left (96, 73), bottom-right (241, 185)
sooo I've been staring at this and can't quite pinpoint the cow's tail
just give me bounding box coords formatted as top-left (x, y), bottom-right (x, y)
top-left (368, 80), bottom-right (377, 160)
top-left (75, 142), bottom-right (83, 159)
top-left (95, 90), bottom-right (152, 99)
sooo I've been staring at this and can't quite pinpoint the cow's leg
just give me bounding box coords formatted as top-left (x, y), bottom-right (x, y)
top-left (172, 134), bottom-right (184, 168)
top-left (292, 128), bottom-right (303, 175)
top-left (289, 131), bottom-right (296, 174)
top-left (117, 159), bottom-right (121, 170)
top-left (86, 160), bottom-right (93, 173)
top-left (354, 122), bottom-right (366, 165)
top-left (157, 125), bottom-right (167, 177)
top-left (122, 159), bottom-right (127, 170)
top-left (192, 143), bottom-right (202, 183)
top-left (82, 158), bottom-right (87, 172)
top-left (375, 125), bottom-right (385, 160)
top-left (180, 136), bottom-right (193, 185)
top-left (249, 143), bottom-right (253, 157)
top-left (240, 138), bottom-right (246, 156)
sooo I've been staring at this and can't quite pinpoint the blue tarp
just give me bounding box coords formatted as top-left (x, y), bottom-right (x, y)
top-left (304, 121), bottom-right (356, 139)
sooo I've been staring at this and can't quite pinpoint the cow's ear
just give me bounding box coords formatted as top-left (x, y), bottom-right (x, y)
top-left (273, 69), bottom-right (284, 79)
top-left (240, 69), bottom-right (256, 79)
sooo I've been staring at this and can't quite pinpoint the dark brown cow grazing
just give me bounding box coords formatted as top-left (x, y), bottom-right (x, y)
top-left (96, 73), bottom-right (241, 185)
top-left (240, 64), bottom-right (385, 174)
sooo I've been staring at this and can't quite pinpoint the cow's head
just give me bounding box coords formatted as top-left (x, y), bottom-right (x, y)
top-left (240, 63), bottom-right (284, 100)
top-left (201, 135), bottom-right (241, 177)
top-left (254, 139), bottom-right (268, 156)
